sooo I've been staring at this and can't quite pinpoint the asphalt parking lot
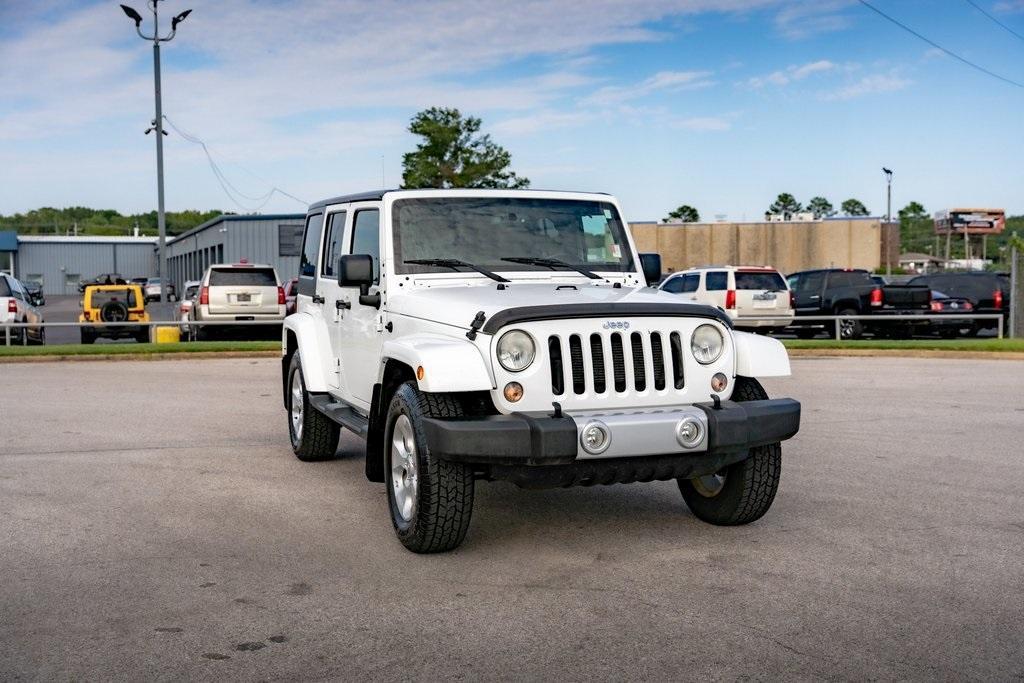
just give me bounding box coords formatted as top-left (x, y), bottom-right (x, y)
top-left (2, 356), bottom-right (1023, 680)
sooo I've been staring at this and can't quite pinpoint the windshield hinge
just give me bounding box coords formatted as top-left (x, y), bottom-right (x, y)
top-left (466, 311), bottom-right (486, 340)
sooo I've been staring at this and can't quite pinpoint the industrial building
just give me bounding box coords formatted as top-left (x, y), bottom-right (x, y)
top-left (165, 214), bottom-right (305, 289)
top-left (0, 232), bottom-right (158, 296)
top-left (629, 217), bottom-right (898, 275)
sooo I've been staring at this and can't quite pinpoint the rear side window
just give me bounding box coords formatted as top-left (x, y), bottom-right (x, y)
top-left (0, 277), bottom-right (11, 297)
top-left (828, 271), bottom-right (871, 288)
top-left (351, 209), bottom-right (380, 284)
top-left (680, 273), bottom-right (700, 293)
top-left (321, 211), bottom-right (347, 278)
top-left (799, 272), bottom-right (825, 293)
top-left (705, 272), bottom-right (728, 291)
top-left (209, 268), bottom-right (277, 286)
top-left (736, 271), bottom-right (785, 290)
top-left (300, 213), bottom-right (324, 277)
top-left (89, 289), bottom-right (138, 308)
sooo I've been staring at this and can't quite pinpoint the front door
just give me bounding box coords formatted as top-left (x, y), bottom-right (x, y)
top-left (336, 204), bottom-right (383, 408)
top-left (317, 210), bottom-right (348, 391)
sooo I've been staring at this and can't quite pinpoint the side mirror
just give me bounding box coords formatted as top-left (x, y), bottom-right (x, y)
top-left (639, 253), bottom-right (662, 286)
top-left (338, 253), bottom-right (381, 309)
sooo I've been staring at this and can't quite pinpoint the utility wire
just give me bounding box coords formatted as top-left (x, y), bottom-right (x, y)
top-left (963, 0), bottom-right (1024, 44)
top-left (162, 116), bottom-right (309, 211)
top-left (857, 0), bottom-right (1024, 89)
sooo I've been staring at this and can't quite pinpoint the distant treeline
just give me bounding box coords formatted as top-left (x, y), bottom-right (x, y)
top-left (0, 207), bottom-right (231, 237)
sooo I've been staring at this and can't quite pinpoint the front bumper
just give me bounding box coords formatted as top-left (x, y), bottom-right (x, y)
top-left (422, 398), bottom-right (801, 467)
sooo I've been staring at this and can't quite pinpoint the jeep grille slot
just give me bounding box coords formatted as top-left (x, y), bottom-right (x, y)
top-left (669, 332), bottom-right (685, 389)
top-left (548, 336), bottom-right (564, 396)
top-left (610, 333), bottom-right (626, 392)
top-left (568, 334), bottom-right (585, 395)
top-left (651, 332), bottom-right (666, 391)
top-left (589, 334), bottom-right (606, 394)
top-left (630, 332), bottom-right (647, 391)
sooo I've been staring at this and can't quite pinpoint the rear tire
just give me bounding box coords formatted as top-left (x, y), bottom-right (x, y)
top-left (837, 308), bottom-right (862, 340)
top-left (287, 353), bottom-right (340, 462)
top-left (80, 329), bottom-right (95, 345)
top-left (678, 377), bottom-right (782, 526)
top-left (385, 382), bottom-right (475, 553)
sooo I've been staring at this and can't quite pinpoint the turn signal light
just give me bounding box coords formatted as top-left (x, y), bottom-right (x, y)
top-left (930, 301), bottom-right (943, 312)
top-left (199, 286), bottom-right (209, 305)
top-left (725, 290), bottom-right (736, 310)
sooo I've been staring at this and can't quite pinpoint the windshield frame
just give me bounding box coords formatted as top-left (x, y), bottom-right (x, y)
top-left (385, 191), bottom-right (640, 280)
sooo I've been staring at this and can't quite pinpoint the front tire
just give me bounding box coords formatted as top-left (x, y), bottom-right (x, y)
top-left (287, 353), bottom-right (340, 462)
top-left (678, 377), bottom-right (782, 525)
top-left (385, 382), bottom-right (475, 553)
top-left (837, 308), bottom-right (863, 340)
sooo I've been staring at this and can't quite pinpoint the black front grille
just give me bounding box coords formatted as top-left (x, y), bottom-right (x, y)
top-left (548, 330), bottom-right (683, 395)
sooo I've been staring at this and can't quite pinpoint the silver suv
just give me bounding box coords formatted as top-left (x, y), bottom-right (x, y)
top-left (189, 262), bottom-right (285, 340)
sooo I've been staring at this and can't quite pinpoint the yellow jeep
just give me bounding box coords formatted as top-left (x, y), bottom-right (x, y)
top-left (79, 284), bottom-right (150, 344)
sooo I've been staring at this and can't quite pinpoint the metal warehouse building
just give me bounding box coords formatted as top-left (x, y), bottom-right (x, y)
top-left (0, 233), bottom-right (158, 296)
top-left (165, 214), bottom-right (305, 289)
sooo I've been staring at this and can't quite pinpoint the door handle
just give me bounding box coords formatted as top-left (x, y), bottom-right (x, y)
top-left (336, 300), bottom-right (351, 310)
top-left (312, 294), bottom-right (325, 304)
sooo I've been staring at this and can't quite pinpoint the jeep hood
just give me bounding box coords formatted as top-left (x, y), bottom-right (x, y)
top-left (387, 282), bottom-right (729, 332)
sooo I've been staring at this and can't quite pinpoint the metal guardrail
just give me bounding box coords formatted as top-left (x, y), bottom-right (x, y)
top-left (2, 319), bottom-right (283, 346)
top-left (2, 313), bottom-right (1006, 346)
top-left (741, 313), bottom-right (1004, 340)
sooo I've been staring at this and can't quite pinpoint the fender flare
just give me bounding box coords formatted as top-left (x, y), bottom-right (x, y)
top-left (732, 330), bottom-right (791, 378)
top-left (381, 334), bottom-right (494, 393)
top-left (282, 313), bottom-right (334, 394)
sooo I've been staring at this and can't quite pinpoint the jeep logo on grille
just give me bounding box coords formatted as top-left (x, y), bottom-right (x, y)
top-left (602, 321), bottom-right (630, 330)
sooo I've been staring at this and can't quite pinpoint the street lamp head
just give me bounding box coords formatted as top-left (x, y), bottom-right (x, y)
top-left (120, 4), bottom-right (143, 27)
top-left (171, 9), bottom-right (192, 30)
top-left (882, 167), bottom-right (893, 176)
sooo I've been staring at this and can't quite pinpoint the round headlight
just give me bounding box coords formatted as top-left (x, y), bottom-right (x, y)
top-left (497, 330), bottom-right (536, 372)
top-left (691, 324), bottom-right (724, 364)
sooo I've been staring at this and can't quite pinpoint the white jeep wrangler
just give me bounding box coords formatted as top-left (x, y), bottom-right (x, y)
top-left (282, 189), bottom-right (800, 553)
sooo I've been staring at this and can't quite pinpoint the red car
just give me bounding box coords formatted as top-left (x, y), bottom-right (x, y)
top-left (283, 277), bottom-right (299, 316)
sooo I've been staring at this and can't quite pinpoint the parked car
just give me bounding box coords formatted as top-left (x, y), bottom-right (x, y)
top-left (178, 280), bottom-right (201, 333)
top-left (282, 189), bottom-right (801, 553)
top-left (659, 265), bottom-right (794, 333)
top-left (22, 281), bottom-right (45, 307)
top-left (188, 262), bottom-right (285, 340)
top-left (78, 273), bottom-right (126, 292)
top-left (283, 276), bottom-right (299, 316)
top-left (79, 284), bottom-right (150, 344)
top-left (0, 273), bottom-right (45, 345)
top-left (143, 277), bottom-right (176, 303)
top-left (786, 268), bottom-right (932, 339)
top-left (928, 290), bottom-right (975, 338)
top-left (907, 272), bottom-right (1008, 336)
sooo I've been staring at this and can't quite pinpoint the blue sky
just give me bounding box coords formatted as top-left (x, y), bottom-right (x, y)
top-left (2, 0), bottom-right (1023, 222)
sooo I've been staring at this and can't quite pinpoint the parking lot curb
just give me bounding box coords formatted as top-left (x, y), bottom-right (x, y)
top-left (0, 350), bottom-right (281, 363)
top-left (787, 348), bottom-right (1024, 361)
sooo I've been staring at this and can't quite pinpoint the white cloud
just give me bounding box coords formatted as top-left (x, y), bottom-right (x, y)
top-left (583, 70), bottom-right (715, 105)
top-left (747, 59), bottom-right (836, 87)
top-left (774, 0), bottom-right (855, 39)
top-left (673, 116), bottom-right (732, 131)
top-left (993, 0), bottom-right (1024, 13)
top-left (821, 73), bottom-right (910, 100)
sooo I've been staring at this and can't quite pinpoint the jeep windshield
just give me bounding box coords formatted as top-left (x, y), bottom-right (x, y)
top-left (392, 197), bottom-right (635, 275)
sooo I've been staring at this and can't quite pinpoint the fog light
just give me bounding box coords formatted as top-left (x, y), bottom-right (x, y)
top-left (580, 420), bottom-right (611, 455)
top-left (503, 382), bottom-right (524, 402)
top-left (676, 417), bottom-right (703, 448)
top-left (711, 373), bottom-right (728, 392)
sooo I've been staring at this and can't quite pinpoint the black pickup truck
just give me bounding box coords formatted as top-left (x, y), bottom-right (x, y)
top-left (786, 268), bottom-right (932, 339)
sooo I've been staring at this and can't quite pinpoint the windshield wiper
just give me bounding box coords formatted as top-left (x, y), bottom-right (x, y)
top-left (501, 257), bottom-right (602, 280)
top-left (405, 259), bottom-right (510, 283)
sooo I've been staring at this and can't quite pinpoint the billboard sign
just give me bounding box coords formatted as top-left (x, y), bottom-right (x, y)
top-left (934, 208), bottom-right (1005, 235)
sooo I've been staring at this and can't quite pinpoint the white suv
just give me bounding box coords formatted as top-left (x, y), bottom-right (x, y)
top-left (282, 190), bottom-right (801, 553)
top-left (189, 262), bottom-right (285, 340)
top-left (660, 266), bottom-right (794, 333)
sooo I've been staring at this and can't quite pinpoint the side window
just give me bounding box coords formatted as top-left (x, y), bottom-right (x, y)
top-left (321, 211), bottom-right (347, 278)
top-left (681, 273), bottom-right (700, 293)
top-left (705, 271), bottom-right (728, 291)
top-left (299, 213), bottom-right (324, 278)
top-left (350, 209), bottom-right (380, 284)
top-left (661, 277), bottom-right (684, 294)
top-left (787, 275), bottom-right (802, 291)
top-left (803, 272), bottom-right (826, 293)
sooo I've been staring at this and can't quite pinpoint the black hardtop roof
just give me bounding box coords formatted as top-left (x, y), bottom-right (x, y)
top-left (787, 268), bottom-right (870, 276)
top-left (307, 188), bottom-right (611, 212)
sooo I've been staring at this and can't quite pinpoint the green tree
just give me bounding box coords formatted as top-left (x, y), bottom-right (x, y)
top-left (662, 204), bottom-right (700, 223)
top-left (806, 196), bottom-right (835, 219)
top-left (898, 201), bottom-right (927, 221)
top-left (401, 107), bottom-right (529, 189)
top-left (767, 193), bottom-right (802, 216)
top-left (898, 201), bottom-right (932, 254)
top-left (841, 198), bottom-right (869, 216)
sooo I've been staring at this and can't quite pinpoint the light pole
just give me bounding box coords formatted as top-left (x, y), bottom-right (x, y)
top-left (883, 167), bottom-right (893, 277)
top-left (120, 2), bottom-right (191, 305)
